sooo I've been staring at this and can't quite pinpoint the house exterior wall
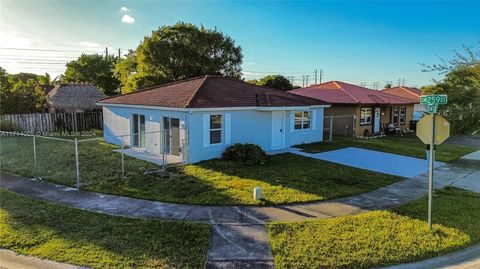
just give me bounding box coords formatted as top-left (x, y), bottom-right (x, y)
top-left (102, 105), bottom-right (187, 156)
top-left (102, 105), bottom-right (325, 163)
top-left (323, 104), bottom-right (414, 137)
top-left (187, 108), bottom-right (324, 163)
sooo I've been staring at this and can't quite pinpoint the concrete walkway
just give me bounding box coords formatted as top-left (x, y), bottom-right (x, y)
top-left (0, 249), bottom-right (88, 269)
top-left (1, 157), bottom-right (479, 269)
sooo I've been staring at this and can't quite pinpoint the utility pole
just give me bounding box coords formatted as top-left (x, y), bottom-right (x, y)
top-left (305, 75), bottom-right (309, 87)
top-left (302, 75), bottom-right (305, 87)
top-left (105, 47), bottom-right (108, 58)
top-left (314, 69), bottom-right (318, 84)
top-left (118, 48), bottom-right (121, 59)
top-left (402, 78), bottom-right (406, 86)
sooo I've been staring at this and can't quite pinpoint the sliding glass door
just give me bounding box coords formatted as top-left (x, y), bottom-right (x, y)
top-left (162, 117), bottom-right (180, 156)
top-left (132, 114), bottom-right (145, 147)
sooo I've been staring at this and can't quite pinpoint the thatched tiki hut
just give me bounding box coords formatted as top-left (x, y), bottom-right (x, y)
top-left (46, 83), bottom-right (107, 113)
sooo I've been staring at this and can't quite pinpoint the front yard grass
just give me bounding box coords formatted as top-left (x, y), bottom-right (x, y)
top-left (267, 187), bottom-right (480, 269)
top-left (0, 136), bottom-right (401, 205)
top-left (0, 189), bottom-right (211, 269)
top-left (296, 135), bottom-right (477, 162)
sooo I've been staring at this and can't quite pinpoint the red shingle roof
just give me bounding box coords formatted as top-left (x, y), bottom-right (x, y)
top-left (382, 86), bottom-right (422, 100)
top-left (289, 81), bottom-right (418, 105)
top-left (98, 75), bottom-right (329, 108)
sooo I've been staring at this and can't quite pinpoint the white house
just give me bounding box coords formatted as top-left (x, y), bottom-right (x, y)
top-left (97, 75), bottom-right (330, 163)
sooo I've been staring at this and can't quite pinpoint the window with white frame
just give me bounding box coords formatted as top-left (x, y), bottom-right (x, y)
top-left (210, 115), bottom-right (222, 144)
top-left (294, 111), bottom-right (311, 130)
top-left (360, 107), bottom-right (372, 125)
top-left (393, 107), bottom-right (399, 125)
top-left (400, 106), bottom-right (406, 125)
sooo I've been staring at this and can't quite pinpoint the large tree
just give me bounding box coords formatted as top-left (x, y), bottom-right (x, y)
top-left (422, 44), bottom-right (480, 134)
top-left (115, 22), bottom-right (243, 93)
top-left (63, 54), bottom-right (120, 96)
top-left (0, 68), bottom-right (45, 114)
top-left (248, 75), bottom-right (294, 91)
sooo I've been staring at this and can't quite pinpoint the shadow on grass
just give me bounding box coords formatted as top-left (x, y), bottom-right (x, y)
top-left (0, 189), bottom-right (211, 269)
top-left (1, 136), bottom-right (401, 205)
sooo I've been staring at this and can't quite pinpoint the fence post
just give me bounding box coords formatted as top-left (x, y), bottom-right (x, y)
top-left (162, 131), bottom-right (166, 171)
top-left (74, 138), bottom-right (80, 189)
top-left (120, 137), bottom-right (125, 179)
top-left (329, 115), bottom-right (333, 142)
top-left (32, 136), bottom-right (37, 178)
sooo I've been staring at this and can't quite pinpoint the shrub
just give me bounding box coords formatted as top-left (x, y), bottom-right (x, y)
top-left (222, 143), bottom-right (268, 165)
top-left (0, 120), bottom-right (21, 132)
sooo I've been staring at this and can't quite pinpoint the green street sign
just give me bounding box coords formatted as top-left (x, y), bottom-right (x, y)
top-left (427, 104), bottom-right (438, 113)
top-left (420, 95), bottom-right (448, 105)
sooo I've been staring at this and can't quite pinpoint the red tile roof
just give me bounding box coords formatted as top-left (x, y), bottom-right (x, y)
top-left (382, 86), bottom-right (422, 100)
top-left (98, 75), bottom-right (329, 108)
top-left (289, 81), bottom-right (418, 105)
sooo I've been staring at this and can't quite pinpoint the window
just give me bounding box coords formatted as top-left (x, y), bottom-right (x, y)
top-left (400, 106), bottom-right (406, 125)
top-left (392, 107), bottom-right (399, 125)
top-left (360, 107), bottom-right (372, 125)
top-left (294, 111), bottom-right (311, 130)
top-left (210, 115), bottom-right (222, 144)
top-left (132, 114), bottom-right (145, 147)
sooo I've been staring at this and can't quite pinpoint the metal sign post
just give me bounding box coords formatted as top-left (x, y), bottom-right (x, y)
top-left (416, 95), bottom-right (450, 230)
top-left (427, 115), bottom-right (435, 229)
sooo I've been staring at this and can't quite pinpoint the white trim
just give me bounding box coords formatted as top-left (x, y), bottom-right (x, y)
top-left (290, 111), bottom-right (294, 132)
top-left (97, 103), bottom-right (330, 112)
top-left (312, 110), bottom-right (317, 130)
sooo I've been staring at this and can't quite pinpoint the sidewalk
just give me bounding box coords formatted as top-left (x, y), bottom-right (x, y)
top-left (0, 157), bottom-right (478, 269)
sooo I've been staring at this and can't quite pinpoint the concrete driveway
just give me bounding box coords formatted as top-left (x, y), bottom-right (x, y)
top-left (291, 147), bottom-right (444, 178)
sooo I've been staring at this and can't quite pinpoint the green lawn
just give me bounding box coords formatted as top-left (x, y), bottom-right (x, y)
top-left (267, 187), bottom-right (480, 269)
top-left (296, 135), bottom-right (477, 162)
top-left (0, 135), bottom-right (401, 205)
top-left (0, 189), bottom-right (211, 269)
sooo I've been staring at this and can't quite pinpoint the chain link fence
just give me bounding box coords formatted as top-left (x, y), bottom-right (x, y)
top-left (0, 130), bottom-right (187, 190)
top-left (323, 115), bottom-right (356, 141)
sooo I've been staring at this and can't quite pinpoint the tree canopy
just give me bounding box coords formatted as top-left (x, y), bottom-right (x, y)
top-left (63, 54), bottom-right (120, 96)
top-left (248, 75), bottom-right (294, 91)
top-left (0, 68), bottom-right (46, 114)
top-left (114, 22), bottom-right (243, 93)
top-left (422, 44), bottom-right (480, 134)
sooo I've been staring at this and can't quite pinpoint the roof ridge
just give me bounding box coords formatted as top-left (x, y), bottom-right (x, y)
top-left (334, 81), bottom-right (360, 103)
top-left (224, 76), bottom-right (328, 105)
top-left (185, 75), bottom-right (210, 108)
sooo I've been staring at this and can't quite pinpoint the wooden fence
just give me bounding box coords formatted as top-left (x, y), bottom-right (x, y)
top-left (0, 112), bottom-right (103, 132)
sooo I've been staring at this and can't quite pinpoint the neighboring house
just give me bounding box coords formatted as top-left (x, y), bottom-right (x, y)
top-left (46, 83), bottom-right (107, 113)
top-left (97, 75), bottom-right (330, 163)
top-left (289, 81), bottom-right (417, 137)
top-left (382, 86), bottom-right (426, 121)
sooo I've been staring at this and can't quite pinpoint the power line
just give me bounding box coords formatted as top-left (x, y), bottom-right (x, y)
top-left (0, 47), bottom-right (105, 53)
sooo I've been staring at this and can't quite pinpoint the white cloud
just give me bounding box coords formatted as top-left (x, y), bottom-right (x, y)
top-left (120, 6), bottom-right (129, 12)
top-left (0, 30), bottom-right (31, 48)
top-left (79, 41), bottom-right (102, 48)
top-left (121, 14), bottom-right (135, 24)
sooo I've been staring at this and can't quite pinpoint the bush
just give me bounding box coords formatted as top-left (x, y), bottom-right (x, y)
top-left (0, 120), bottom-right (21, 132)
top-left (222, 143), bottom-right (268, 165)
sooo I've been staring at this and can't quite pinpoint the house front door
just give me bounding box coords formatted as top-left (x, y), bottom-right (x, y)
top-left (373, 107), bottom-right (381, 134)
top-left (271, 112), bottom-right (285, 149)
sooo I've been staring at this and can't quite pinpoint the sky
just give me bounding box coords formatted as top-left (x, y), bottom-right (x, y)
top-left (1, 0), bottom-right (479, 88)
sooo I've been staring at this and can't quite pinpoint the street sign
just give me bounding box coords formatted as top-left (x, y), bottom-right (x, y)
top-left (416, 114), bottom-right (450, 145)
top-left (420, 95), bottom-right (448, 105)
top-left (426, 104), bottom-right (438, 113)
